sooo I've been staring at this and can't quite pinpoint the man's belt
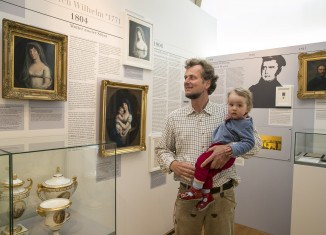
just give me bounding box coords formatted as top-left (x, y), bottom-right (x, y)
top-left (180, 180), bottom-right (234, 194)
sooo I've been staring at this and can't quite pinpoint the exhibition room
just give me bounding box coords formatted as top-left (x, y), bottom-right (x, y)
top-left (1, 0), bottom-right (326, 234)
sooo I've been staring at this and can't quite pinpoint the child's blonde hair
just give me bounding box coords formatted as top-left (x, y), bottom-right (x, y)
top-left (227, 87), bottom-right (253, 113)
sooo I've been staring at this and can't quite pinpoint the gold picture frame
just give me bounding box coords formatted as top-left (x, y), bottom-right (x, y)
top-left (297, 50), bottom-right (326, 99)
top-left (100, 80), bottom-right (148, 157)
top-left (2, 19), bottom-right (67, 101)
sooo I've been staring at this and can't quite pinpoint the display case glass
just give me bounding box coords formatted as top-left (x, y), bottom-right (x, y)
top-left (294, 129), bottom-right (326, 168)
top-left (0, 150), bottom-right (11, 234)
top-left (0, 136), bottom-right (116, 235)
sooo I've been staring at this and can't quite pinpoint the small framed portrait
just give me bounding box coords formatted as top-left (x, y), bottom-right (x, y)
top-left (123, 12), bottom-right (153, 70)
top-left (297, 51), bottom-right (326, 99)
top-left (148, 133), bottom-right (162, 172)
top-left (2, 19), bottom-right (67, 101)
top-left (100, 80), bottom-right (148, 157)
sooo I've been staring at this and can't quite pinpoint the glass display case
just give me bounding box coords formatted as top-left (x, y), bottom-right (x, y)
top-left (0, 136), bottom-right (116, 235)
top-left (294, 129), bottom-right (326, 168)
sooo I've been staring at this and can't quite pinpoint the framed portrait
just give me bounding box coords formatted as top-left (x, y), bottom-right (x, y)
top-left (123, 12), bottom-right (153, 70)
top-left (2, 19), bottom-right (67, 101)
top-left (297, 51), bottom-right (326, 99)
top-left (100, 80), bottom-right (148, 157)
top-left (148, 133), bottom-right (162, 172)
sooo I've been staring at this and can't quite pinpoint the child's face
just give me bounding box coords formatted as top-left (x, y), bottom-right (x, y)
top-left (118, 107), bottom-right (124, 115)
top-left (227, 91), bottom-right (248, 119)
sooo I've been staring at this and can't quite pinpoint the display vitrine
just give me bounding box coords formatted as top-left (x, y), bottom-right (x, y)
top-left (0, 136), bottom-right (116, 235)
top-left (294, 129), bottom-right (326, 168)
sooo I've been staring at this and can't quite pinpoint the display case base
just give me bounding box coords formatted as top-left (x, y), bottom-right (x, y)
top-left (0, 224), bottom-right (29, 235)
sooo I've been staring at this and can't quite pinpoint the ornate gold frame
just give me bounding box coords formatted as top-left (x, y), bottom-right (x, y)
top-left (297, 50), bottom-right (326, 99)
top-left (100, 80), bottom-right (148, 157)
top-left (2, 19), bottom-right (67, 100)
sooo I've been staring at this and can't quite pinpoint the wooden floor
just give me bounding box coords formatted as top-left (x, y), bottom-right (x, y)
top-left (234, 223), bottom-right (271, 235)
top-left (167, 223), bottom-right (271, 235)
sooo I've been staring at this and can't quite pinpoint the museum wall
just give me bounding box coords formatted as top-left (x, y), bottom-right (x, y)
top-left (207, 41), bottom-right (326, 235)
top-left (201, 1), bottom-right (326, 234)
top-left (0, 0), bottom-right (217, 235)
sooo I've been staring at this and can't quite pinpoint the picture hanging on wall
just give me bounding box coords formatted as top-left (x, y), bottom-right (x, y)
top-left (297, 50), bottom-right (326, 99)
top-left (100, 80), bottom-right (148, 157)
top-left (123, 12), bottom-right (153, 70)
top-left (275, 85), bottom-right (293, 108)
top-left (148, 133), bottom-right (162, 172)
top-left (2, 19), bottom-right (68, 101)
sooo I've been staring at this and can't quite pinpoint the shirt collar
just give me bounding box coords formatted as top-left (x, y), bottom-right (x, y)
top-left (186, 101), bottom-right (215, 116)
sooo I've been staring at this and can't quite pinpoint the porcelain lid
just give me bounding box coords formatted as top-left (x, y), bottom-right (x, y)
top-left (42, 168), bottom-right (72, 188)
top-left (2, 174), bottom-right (24, 187)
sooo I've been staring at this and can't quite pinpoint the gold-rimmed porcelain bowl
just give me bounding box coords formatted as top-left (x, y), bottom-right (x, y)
top-left (37, 167), bottom-right (77, 201)
top-left (37, 198), bottom-right (71, 234)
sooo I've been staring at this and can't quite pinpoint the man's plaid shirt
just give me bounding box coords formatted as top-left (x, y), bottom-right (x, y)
top-left (155, 101), bottom-right (262, 188)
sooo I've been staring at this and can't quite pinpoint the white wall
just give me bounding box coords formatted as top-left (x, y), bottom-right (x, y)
top-left (202, 0), bottom-right (326, 55)
top-left (0, 1), bottom-right (217, 235)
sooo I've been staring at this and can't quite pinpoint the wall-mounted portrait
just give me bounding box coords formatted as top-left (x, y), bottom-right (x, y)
top-left (100, 80), bottom-right (148, 157)
top-left (248, 55), bottom-right (287, 108)
top-left (123, 12), bottom-right (153, 70)
top-left (14, 38), bottom-right (55, 90)
top-left (2, 19), bottom-right (67, 101)
top-left (298, 51), bottom-right (326, 99)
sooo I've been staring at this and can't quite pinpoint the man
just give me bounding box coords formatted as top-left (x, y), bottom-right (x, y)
top-left (249, 55), bottom-right (286, 108)
top-left (307, 64), bottom-right (326, 91)
top-left (155, 58), bottom-right (261, 235)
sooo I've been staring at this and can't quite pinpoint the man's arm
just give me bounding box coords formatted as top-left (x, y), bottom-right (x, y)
top-left (155, 115), bottom-right (195, 180)
top-left (154, 116), bottom-right (176, 173)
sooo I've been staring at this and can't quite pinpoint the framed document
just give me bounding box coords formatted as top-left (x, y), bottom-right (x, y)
top-left (304, 152), bottom-right (324, 158)
top-left (148, 133), bottom-right (162, 172)
top-left (275, 85), bottom-right (293, 108)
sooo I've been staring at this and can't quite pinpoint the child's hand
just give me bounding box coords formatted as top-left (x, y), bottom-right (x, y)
top-left (225, 114), bottom-right (232, 121)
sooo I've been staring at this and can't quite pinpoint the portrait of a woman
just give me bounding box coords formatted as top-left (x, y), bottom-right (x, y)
top-left (128, 20), bottom-right (150, 61)
top-left (115, 99), bottom-right (135, 145)
top-left (132, 26), bottom-right (148, 59)
top-left (107, 89), bottom-right (141, 148)
top-left (20, 41), bottom-right (53, 90)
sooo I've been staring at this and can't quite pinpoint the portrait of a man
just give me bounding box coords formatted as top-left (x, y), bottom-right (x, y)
top-left (307, 63), bottom-right (326, 91)
top-left (14, 36), bottom-right (55, 90)
top-left (249, 55), bottom-right (286, 108)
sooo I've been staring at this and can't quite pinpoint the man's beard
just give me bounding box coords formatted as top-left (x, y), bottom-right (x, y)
top-left (185, 92), bottom-right (202, 99)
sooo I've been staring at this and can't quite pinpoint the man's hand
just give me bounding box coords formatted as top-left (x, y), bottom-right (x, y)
top-left (170, 161), bottom-right (195, 181)
top-left (200, 144), bottom-right (232, 169)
